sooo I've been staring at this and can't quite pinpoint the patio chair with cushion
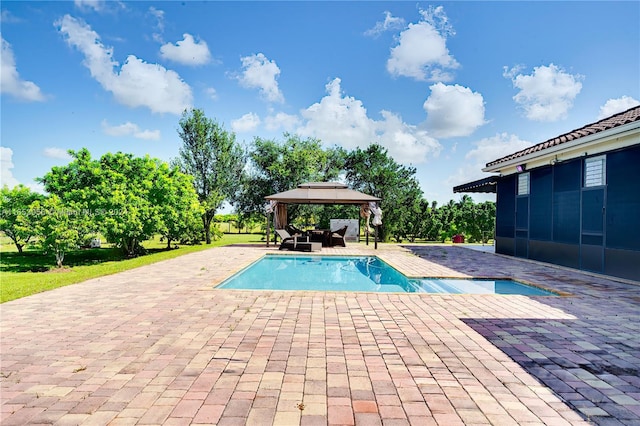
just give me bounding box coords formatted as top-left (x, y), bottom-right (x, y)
top-left (285, 224), bottom-right (306, 237)
top-left (330, 225), bottom-right (348, 247)
top-left (275, 229), bottom-right (295, 244)
top-left (276, 229), bottom-right (321, 252)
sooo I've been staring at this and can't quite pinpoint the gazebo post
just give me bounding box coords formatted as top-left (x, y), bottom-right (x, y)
top-left (374, 225), bottom-right (378, 250)
top-left (266, 212), bottom-right (270, 247)
top-left (365, 221), bottom-right (369, 246)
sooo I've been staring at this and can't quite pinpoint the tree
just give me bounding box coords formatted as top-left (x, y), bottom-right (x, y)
top-left (39, 149), bottom-right (201, 256)
top-left (30, 195), bottom-right (83, 268)
top-left (153, 162), bottom-right (204, 248)
top-left (235, 211), bottom-right (262, 234)
top-left (237, 134), bottom-right (346, 224)
top-left (405, 198), bottom-right (431, 242)
top-left (0, 185), bottom-right (44, 253)
top-left (344, 144), bottom-right (423, 242)
top-left (176, 108), bottom-right (246, 244)
top-left (457, 197), bottom-right (495, 243)
top-left (421, 201), bottom-right (443, 241)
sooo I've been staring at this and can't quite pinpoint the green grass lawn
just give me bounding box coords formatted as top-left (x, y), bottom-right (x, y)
top-left (0, 233), bottom-right (264, 303)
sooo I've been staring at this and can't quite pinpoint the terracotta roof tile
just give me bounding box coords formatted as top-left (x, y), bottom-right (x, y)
top-left (486, 106), bottom-right (640, 168)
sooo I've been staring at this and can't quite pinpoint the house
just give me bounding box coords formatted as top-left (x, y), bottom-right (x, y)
top-left (454, 106), bottom-right (640, 281)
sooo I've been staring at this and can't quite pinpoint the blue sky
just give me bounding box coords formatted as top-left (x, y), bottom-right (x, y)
top-left (2, 1), bottom-right (639, 207)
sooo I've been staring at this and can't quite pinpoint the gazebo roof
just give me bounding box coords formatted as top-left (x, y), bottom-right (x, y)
top-left (265, 182), bottom-right (380, 204)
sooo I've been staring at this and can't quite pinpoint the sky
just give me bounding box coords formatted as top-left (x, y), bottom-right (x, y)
top-left (2, 1), bottom-right (639, 208)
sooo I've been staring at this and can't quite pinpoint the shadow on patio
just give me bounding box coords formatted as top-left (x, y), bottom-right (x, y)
top-left (403, 245), bottom-right (640, 425)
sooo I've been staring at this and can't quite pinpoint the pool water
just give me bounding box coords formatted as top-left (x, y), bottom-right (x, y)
top-left (217, 255), bottom-right (557, 296)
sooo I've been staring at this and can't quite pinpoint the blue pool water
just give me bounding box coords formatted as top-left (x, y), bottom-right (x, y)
top-left (217, 255), bottom-right (557, 295)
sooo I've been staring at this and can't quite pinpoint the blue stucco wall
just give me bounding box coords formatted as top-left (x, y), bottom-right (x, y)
top-left (495, 143), bottom-right (640, 281)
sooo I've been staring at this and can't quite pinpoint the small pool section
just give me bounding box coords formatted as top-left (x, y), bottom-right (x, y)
top-left (217, 255), bottom-right (557, 295)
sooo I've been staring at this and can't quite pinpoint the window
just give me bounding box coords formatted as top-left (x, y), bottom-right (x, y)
top-left (584, 155), bottom-right (606, 187)
top-left (517, 172), bottom-right (530, 195)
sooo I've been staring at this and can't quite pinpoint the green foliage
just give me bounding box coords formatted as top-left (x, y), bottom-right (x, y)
top-left (314, 205), bottom-right (359, 230)
top-left (29, 195), bottom-right (82, 267)
top-left (0, 185), bottom-right (44, 253)
top-left (237, 133), bottom-right (346, 223)
top-left (175, 108), bottom-right (246, 243)
top-left (153, 162), bottom-right (204, 248)
top-left (456, 196), bottom-right (495, 243)
top-left (235, 212), bottom-right (263, 234)
top-left (344, 144), bottom-right (423, 242)
top-left (39, 148), bottom-right (202, 257)
top-left (214, 213), bottom-right (263, 234)
top-left (413, 197), bottom-right (495, 243)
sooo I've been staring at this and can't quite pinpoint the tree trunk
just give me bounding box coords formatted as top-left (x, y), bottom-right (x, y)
top-left (9, 234), bottom-right (24, 253)
top-left (203, 211), bottom-right (215, 244)
top-left (56, 250), bottom-right (64, 268)
top-left (167, 237), bottom-right (172, 249)
top-left (203, 217), bottom-right (211, 244)
top-left (122, 237), bottom-right (138, 257)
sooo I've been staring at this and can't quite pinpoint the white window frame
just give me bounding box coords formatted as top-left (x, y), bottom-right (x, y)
top-left (517, 172), bottom-right (530, 196)
top-left (584, 155), bottom-right (606, 187)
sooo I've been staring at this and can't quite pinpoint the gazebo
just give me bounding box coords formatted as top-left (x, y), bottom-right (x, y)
top-left (265, 182), bottom-right (381, 248)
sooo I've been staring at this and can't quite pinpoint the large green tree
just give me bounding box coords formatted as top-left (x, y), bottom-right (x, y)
top-left (154, 163), bottom-right (204, 248)
top-left (39, 149), bottom-right (201, 256)
top-left (237, 134), bottom-right (346, 223)
top-left (175, 108), bottom-right (245, 244)
top-left (0, 185), bottom-right (44, 253)
top-left (344, 144), bottom-right (423, 242)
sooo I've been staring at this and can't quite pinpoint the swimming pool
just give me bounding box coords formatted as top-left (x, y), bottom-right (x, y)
top-left (217, 255), bottom-right (557, 295)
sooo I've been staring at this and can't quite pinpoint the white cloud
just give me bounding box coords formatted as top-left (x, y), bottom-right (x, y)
top-left (423, 83), bottom-right (486, 138)
top-left (74, 0), bottom-right (104, 12)
top-left (1, 36), bottom-right (46, 102)
top-left (231, 113), bottom-right (261, 133)
top-left (386, 6), bottom-right (459, 82)
top-left (376, 110), bottom-right (441, 164)
top-left (469, 133), bottom-right (533, 170)
top-left (101, 120), bottom-right (161, 140)
top-left (0, 147), bottom-right (20, 188)
top-left (43, 147), bottom-right (72, 160)
top-left (297, 78), bottom-right (440, 164)
top-left (56, 14), bottom-right (192, 115)
top-left (134, 129), bottom-right (162, 140)
top-left (265, 112), bottom-right (300, 132)
top-left (598, 96), bottom-right (640, 119)
top-left (149, 7), bottom-right (165, 43)
top-left (1, 10), bottom-right (23, 23)
top-left (504, 63), bottom-right (583, 122)
top-left (237, 53), bottom-right (284, 103)
top-left (446, 133), bottom-right (533, 191)
top-left (298, 78), bottom-right (376, 150)
top-left (74, 0), bottom-right (124, 14)
top-left (160, 33), bottom-right (211, 66)
top-left (365, 11), bottom-right (405, 37)
top-left (205, 87), bottom-right (217, 100)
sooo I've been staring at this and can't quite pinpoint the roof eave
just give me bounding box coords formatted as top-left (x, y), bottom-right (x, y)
top-left (483, 120), bottom-right (640, 174)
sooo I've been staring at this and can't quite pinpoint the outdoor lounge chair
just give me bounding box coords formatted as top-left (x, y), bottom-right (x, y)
top-left (330, 225), bottom-right (348, 247)
top-left (276, 229), bottom-right (320, 252)
top-left (276, 229), bottom-right (295, 245)
top-left (285, 224), bottom-right (306, 237)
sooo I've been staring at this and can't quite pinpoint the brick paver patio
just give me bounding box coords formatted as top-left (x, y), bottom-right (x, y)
top-left (1, 244), bottom-right (638, 425)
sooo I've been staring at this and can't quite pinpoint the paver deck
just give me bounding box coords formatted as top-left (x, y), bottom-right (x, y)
top-left (1, 243), bottom-right (638, 425)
